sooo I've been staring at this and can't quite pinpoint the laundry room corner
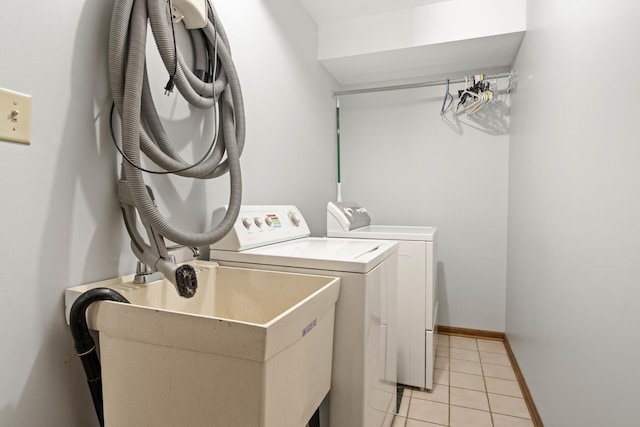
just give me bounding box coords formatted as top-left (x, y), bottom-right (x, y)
top-left (338, 87), bottom-right (510, 333)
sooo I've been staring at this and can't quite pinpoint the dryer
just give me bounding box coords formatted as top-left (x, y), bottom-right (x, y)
top-left (210, 205), bottom-right (398, 427)
top-left (327, 202), bottom-right (438, 390)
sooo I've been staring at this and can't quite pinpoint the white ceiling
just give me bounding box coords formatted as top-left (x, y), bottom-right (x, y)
top-left (299, 0), bottom-right (448, 23)
top-left (320, 33), bottom-right (522, 86)
top-left (298, 0), bottom-right (525, 86)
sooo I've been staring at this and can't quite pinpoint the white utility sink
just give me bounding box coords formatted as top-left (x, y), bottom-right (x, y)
top-left (65, 260), bottom-right (340, 427)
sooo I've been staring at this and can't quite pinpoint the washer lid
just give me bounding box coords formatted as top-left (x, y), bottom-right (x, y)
top-left (327, 225), bottom-right (437, 242)
top-left (211, 237), bottom-right (398, 273)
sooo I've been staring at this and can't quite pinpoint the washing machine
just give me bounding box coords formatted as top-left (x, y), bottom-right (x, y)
top-left (209, 205), bottom-right (398, 427)
top-left (326, 201), bottom-right (438, 390)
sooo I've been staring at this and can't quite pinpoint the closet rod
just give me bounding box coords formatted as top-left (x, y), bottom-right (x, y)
top-left (333, 71), bottom-right (514, 96)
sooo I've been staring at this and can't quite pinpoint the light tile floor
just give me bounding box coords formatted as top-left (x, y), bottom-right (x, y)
top-left (392, 335), bottom-right (534, 427)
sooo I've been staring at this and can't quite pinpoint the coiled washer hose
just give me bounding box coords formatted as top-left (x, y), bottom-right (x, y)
top-left (69, 288), bottom-right (130, 427)
top-left (108, 0), bottom-right (245, 248)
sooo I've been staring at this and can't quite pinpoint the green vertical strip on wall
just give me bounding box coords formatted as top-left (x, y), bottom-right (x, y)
top-left (336, 98), bottom-right (341, 184)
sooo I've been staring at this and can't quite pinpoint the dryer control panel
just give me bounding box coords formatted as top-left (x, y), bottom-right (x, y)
top-left (210, 205), bottom-right (311, 251)
top-left (327, 201), bottom-right (372, 232)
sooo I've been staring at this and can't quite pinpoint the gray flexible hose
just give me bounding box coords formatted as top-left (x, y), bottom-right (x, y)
top-left (108, 0), bottom-right (244, 247)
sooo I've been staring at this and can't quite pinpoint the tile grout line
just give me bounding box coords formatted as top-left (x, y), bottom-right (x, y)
top-left (403, 388), bottom-right (409, 427)
top-left (448, 342), bottom-right (451, 426)
top-left (449, 337), bottom-right (497, 426)
top-left (474, 337), bottom-right (495, 427)
top-left (404, 387), bottom-right (410, 427)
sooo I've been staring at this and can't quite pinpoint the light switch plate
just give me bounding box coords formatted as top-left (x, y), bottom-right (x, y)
top-left (0, 88), bottom-right (32, 145)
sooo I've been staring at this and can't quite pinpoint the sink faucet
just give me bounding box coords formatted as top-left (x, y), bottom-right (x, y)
top-left (190, 246), bottom-right (201, 258)
top-left (118, 181), bottom-right (198, 298)
top-left (167, 245), bottom-right (201, 259)
top-left (134, 261), bottom-right (164, 284)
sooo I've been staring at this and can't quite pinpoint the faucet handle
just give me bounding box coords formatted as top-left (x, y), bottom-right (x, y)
top-left (167, 245), bottom-right (200, 259)
top-left (134, 261), bottom-right (164, 284)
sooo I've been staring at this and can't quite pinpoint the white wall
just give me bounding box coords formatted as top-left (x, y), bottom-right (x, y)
top-left (339, 85), bottom-right (509, 331)
top-left (0, 1), bottom-right (336, 425)
top-left (210, 1), bottom-right (338, 235)
top-left (507, 0), bottom-right (640, 425)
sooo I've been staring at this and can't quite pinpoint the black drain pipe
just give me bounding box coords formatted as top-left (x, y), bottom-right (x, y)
top-left (69, 288), bottom-right (130, 427)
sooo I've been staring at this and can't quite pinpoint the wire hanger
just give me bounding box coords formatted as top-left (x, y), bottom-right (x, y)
top-left (440, 78), bottom-right (454, 116)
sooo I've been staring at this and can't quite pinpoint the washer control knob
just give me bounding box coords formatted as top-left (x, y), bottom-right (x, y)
top-left (344, 208), bottom-right (353, 218)
top-left (265, 216), bottom-right (273, 226)
top-left (254, 217), bottom-right (263, 227)
top-left (241, 217), bottom-right (252, 229)
top-left (289, 212), bottom-right (301, 226)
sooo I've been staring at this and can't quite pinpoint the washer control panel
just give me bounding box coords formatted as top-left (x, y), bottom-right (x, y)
top-left (327, 201), bottom-right (371, 232)
top-left (211, 205), bottom-right (311, 251)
